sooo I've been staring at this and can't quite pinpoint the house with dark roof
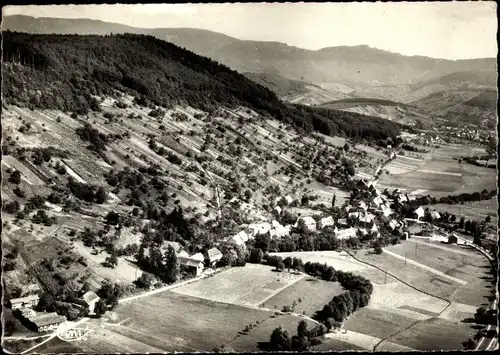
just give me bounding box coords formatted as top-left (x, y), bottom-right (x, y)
top-left (204, 247), bottom-right (223, 268)
top-left (28, 312), bottom-right (67, 332)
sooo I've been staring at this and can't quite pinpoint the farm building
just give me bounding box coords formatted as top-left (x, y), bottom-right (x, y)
top-left (83, 291), bottom-right (100, 314)
top-left (294, 216), bottom-right (317, 232)
top-left (28, 312), bottom-right (67, 332)
top-left (335, 228), bottom-right (357, 240)
top-left (318, 216), bottom-right (335, 229)
top-left (179, 256), bottom-right (204, 277)
top-left (431, 211), bottom-right (441, 220)
top-left (414, 207), bottom-right (425, 220)
top-left (448, 234), bottom-right (458, 244)
top-left (204, 247), bottom-right (223, 268)
top-left (10, 295), bottom-right (39, 310)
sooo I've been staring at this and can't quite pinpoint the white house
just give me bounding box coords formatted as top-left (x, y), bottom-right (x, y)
top-left (270, 225), bottom-right (290, 239)
top-left (358, 201), bottom-right (367, 210)
top-left (318, 216), bottom-right (335, 229)
top-left (235, 230), bottom-right (249, 243)
top-left (294, 216), bottom-right (317, 232)
top-left (284, 195), bottom-right (293, 205)
top-left (430, 211), bottom-right (441, 220)
top-left (337, 218), bottom-right (349, 228)
top-left (335, 227), bottom-right (357, 240)
top-left (414, 207), bottom-right (425, 220)
top-left (83, 291), bottom-right (100, 314)
top-left (247, 223), bottom-right (271, 237)
top-left (190, 252), bottom-right (205, 262)
top-left (348, 211), bottom-right (363, 219)
top-left (373, 196), bottom-right (383, 207)
top-left (204, 247), bottom-right (223, 267)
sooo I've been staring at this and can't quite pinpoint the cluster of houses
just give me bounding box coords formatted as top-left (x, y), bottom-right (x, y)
top-left (10, 294), bottom-right (67, 332)
top-left (147, 241), bottom-right (224, 277)
top-left (9, 290), bottom-right (103, 333)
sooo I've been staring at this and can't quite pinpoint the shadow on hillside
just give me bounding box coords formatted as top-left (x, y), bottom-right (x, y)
top-left (461, 317), bottom-right (475, 324)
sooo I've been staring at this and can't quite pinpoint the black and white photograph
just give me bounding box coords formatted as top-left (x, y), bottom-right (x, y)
top-left (1, 2), bottom-right (498, 353)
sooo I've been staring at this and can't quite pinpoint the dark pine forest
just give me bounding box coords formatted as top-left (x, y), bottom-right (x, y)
top-left (2, 31), bottom-right (401, 142)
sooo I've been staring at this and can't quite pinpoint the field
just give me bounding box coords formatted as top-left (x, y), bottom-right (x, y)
top-left (429, 198), bottom-right (497, 224)
top-left (172, 264), bottom-right (305, 307)
top-left (389, 318), bottom-right (482, 351)
top-left (69, 292), bottom-right (319, 353)
top-left (269, 240), bottom-right (492, 351)
top-left (378, 143), bottom-right (497, 197)
top-left (260, 277), bottom-right (343, 316)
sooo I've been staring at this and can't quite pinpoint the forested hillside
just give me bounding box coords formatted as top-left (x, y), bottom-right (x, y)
top-left (2, 31), bottom-right (400, 142)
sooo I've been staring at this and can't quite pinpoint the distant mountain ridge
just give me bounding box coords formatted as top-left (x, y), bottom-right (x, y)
top-left (3, 15), bottom-right (496, 88)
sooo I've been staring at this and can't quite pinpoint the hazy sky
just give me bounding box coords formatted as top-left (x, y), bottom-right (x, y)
top-left (3, 2), bottom-right (498, 59)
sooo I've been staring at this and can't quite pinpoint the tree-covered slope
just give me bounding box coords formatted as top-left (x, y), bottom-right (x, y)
top-left (2, 31), bottom-right (400, 141)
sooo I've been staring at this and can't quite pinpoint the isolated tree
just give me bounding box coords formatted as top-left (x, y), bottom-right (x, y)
top-left (103, 251), bottom-right (118, 268)
top-left (374, 240), bottom-right (383, 255)
top-left (459, 217), bottom-right (465, 229)
top-left (95, 186), bottom-right (107, 204)
top-left (276, 261), bottom-right (285, 272)
top-left (9, 170), bottom-right (21, 184)
top-left (297, 320), bottom-right (308, 339)
top-left (106, 211), bottom-right (120, 225)
top-left (163, 245), bottom-right (180, 283)
top-left (269, 326), bottom-right (291, 351)
top-left (94, 299), bottom-right (107, 317)
top-left (331, 194), bottom-right (336, 209)
top-left (484, 135), bottom-right (496, 166)
top-left (135, 272), bottom-right (156, 289)
top-left (4, 201), bottom-right (20, 214)
top-left (249, 248), bottom-right (264, 264)
top-left (346, 163), bottom-right (356, 177)
top-left (485, 215), bottom-right (491, 224)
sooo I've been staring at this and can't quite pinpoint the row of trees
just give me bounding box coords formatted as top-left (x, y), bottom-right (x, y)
top-left (263, 254), bottom-right (372, 324)
top-left (411, 189), bottom-right (496, 206)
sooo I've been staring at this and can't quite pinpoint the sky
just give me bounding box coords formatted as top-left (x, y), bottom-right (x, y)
top-left (3, 2), bottom-right (498, 60)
